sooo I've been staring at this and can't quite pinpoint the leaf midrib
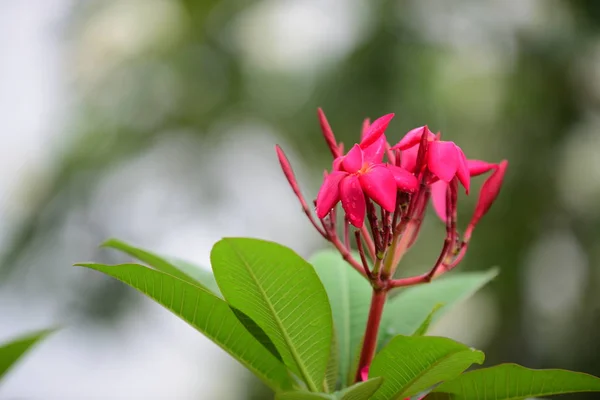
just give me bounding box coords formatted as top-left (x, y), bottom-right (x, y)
top-left (392, 349), bottom-right (482, 399)
top-left (228, 241), bottom-right (320, 392)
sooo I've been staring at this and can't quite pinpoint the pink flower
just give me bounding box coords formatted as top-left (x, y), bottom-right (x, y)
top-left (316, 114), bottom-right (418, 227)
top-left (430, 159), bottom-right (498, 221)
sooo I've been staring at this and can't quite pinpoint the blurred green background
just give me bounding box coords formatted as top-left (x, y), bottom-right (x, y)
top-left (1, 0), bottom-right (599, 398)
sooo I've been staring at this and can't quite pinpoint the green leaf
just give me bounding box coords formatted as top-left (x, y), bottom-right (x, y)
top-left (211, 238), bottom-right (333, 392)
top-left (413, 304), bottom-right (444, 336)
top-left (430, 363), bottom-right (600, 400)
top-left (369, 335), bottom-right (485, 400)
top-left (76, 262), bottom-right (293, 392)
top-left (0, 329), bottom-right (55, 380)
top-left (336, 377), bottom-right (384, 400)
top-left (102, 238), bottom-right (220, 295)
top-left (276, 392), bottom-right (334, 400)
top-left (380, 268), bottom-right (498, 347)
top-left (310, 250), bottom-right (371, 386)
top-left (324, 329), bottom-right (340, 392)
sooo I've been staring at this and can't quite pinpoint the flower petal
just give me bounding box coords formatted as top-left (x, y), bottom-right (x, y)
top-left (341, 144), bottom-right (364, 173)
top-left (472, 160), bottom-right (508, 223)
top-left (468, 159), bottom-right (496, 176)
top-left (427, 140), bottom-right (458, 182)
top-left (431, 180), bottom-right (448, 221)
top-left (400, 145), bottom-right (419, 173)
top-left (387, 164), bottom-right (418, 192)
top-left (340, 175), bottom-right (366, 227)
top-left (317, 108), bottom-right (340, 158)
top-left (360, 113), bottom-right (394, 148)
top-left (359, 165), bottom-right (397, 212)
top-left (391, 126), bottom-right (436, 150)
top-left (361, 134), bottom-right (386, 164)
top-left (315, 171), bottom-right (347, 218)
top-left (332, 156), bottom-right (344, 171)
top-left (455, 145), bottom-right (470, 194)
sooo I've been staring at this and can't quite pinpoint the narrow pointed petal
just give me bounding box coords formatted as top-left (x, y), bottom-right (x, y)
top-left (471, 160), bottom-right (508, 224)
top-left (359, 165), bottom-right (397, 212)
top-left (427, 140), bottom-right (458, 182)
top-left (332, 156), bottom-right (344, 171)
top-left (341, 144), bottom-right (364, 173)
top-left (340, 175), bottom-right (366, 227)
top-left (431, 180), bottom-right (448, 221)
top-left (400, 145), bottom-right (419, 173)
top-left (360, 113), bottom-right (394, 148)
top-left (316, 171), bottom-right (347, 218)
top-left (468, 159), bottom-right (496, 176)
top-left (360, 118), bottom-right (371, 140)
top-left (317, 108), bottom-right (341, 158)
top-left (391, 125), bottom-right (436, 150)
top-left (362, 134), bottom-right (386, 164)
top-left (455, 145), bottom-right (470, 194)
top-left (387, 164), bottom-right (418, 192)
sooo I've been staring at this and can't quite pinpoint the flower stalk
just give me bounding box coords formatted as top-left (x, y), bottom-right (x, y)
top-left (276, 109), bottom-right (508, 384)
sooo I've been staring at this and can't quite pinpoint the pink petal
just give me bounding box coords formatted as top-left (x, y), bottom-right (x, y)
top-left (315, 171), bottom-right (347, 219)
top-left (387, 164), bottom-right (418, 192)
top-left (359, 165), bottom-right (397, 212)
top-left (360, 113), bottom-right (395, 148)
top-left (360, 118), bottom-right (371, 140)
top-left (332, 156), bottom-right (344, 171)
top-left (361, 134), bottom-right (386, 164)
top-left (468, 159), bottom-right (496, 176)
top-left (341, 144), bottom-right (364, 173)
top-left (317, 108), bottom-right (340, 158)
top-left (360, 366), bottom-right (369, 382)
top-left (391, 126), bottom-right (436, 150)
top-left (400, 145), bottom-right (419, 173)
top-left (340, 175), bottom-right (366, 227)
top-left (455, 145), bottom-right (470, 194)
top-left (431, 180), bottom-right (448, 221)
top-left (471, 160), bottom-right (508, 224)
top-left (427, 140), bottom-right (458, 183)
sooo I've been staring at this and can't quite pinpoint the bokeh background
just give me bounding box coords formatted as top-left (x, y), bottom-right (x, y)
top-left (1, 0), bottom-right (599, 398)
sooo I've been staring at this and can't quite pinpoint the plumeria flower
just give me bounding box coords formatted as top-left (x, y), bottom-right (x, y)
top-left (392, 126), bottom-right (470, 193)
top-left (430, 159), bottom-right (503, 221)
top-left (316, 115), bottom-right (418, 227)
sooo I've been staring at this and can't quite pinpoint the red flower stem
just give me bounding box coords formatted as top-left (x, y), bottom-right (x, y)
top-left (360, 225), bottom-right (376, 261)
top-left (344, 217), bottom-right (351, 250)
top-left (354, 288), bottom-right (387, 383)
top-left (329, 233), bottom-right (368, 278)
top-left (355, 231), bottom-right (373, 281)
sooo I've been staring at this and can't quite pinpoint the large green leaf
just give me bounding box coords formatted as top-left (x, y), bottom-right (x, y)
top-left (277, 393), bottom-right (333, 400)
top-left (310, 250), bottom-right (371, 386)
top-left (324, 329), bottom-right (340, 392)
top-left (336, 377), bottom-right (384, 400)
top-left (369, 335), bottom-right (485, 400)
top-left (102, 238), bottom-right (220, 295)
top-left (429, 363), bottom-right (600, 400)
top-left (413, 304), bottom-right (443, 337)
top-left (76, 262), bottom-right (293, 392)
top-left (380, 269), bottom-right (498, 346)
top-left (0, 329), bottom-right (55, 380)
top-left (211, 238), bottom-right (333, 392)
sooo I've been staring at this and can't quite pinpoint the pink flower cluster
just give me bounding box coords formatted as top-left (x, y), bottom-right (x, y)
top-left (276, 109), bottom-right (507, 287)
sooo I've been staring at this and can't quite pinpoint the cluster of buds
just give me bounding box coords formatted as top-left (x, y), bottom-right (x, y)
top-left (276, 109), bottom-right (507, 289)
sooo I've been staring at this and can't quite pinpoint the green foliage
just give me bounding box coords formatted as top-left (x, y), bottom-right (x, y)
top-left (76, 262), bottom-right (293, 392)
top-left (310, 250), bottom-right (372, 387)
top-left (336, 377), bottom-right (383, 400)
top-left (429, 363), bottom-right (600, 400)
top-left (211, 238), bottom-right (333, 392)
top-left (380, 269), bottom-right (498, 346)
top-left (0, 329), bottom-right (55, 381)
top-left (102, 238), bottom-right (221, 296)
top-left (80, 240), bottom-right (600, 399)
top-left (369, 335), bottom-right (485, 400)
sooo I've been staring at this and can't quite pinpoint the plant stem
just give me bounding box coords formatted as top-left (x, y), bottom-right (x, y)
top-left (354, 288), bottom-right (387, 382)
